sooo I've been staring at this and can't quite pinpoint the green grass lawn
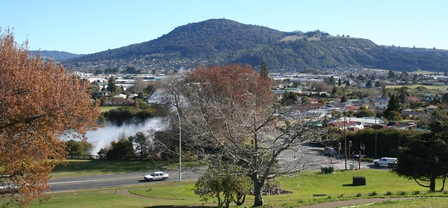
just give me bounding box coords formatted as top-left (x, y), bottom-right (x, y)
top-left (36, 164), bottom-right (448, 208)
top-left (99, 106), bottom-right (120, 112)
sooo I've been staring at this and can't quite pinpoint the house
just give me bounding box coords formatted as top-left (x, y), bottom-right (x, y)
top-left (344, 105), bottom-right (362, 112)
top-left (401, 109), bottom-right (426, 119)
top-left (110, 97), bottom-right (134, 106)
top-left (330, 118), bottom-right (364, 132)
top-left (426, 105), bottom-right (438, 112)
top-left (91, 91), bottom-right (109, 98)
top-left (374, 97), bottom-right (389, 111)
top-left (406, 96), bottom-right (420, 102)
top-left (387, 121), bottom-right (417, 130)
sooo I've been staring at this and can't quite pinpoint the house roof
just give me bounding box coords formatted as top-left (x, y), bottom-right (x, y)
top-left (345, 105), bottom-right (362, 111)
top-left (374, 97), bottom-right (389, 102)
top-left (406, 96), bottom-right (420, 102)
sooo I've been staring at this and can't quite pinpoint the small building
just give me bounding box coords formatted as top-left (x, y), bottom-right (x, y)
top-left (330, 118), bottom-right (364, 132)
top-left (110, 98), bottom-right (134, 106)
top-left (91, 91), bottom-right (110, 98)
top-left (374, 97), bottom-right (389, 111)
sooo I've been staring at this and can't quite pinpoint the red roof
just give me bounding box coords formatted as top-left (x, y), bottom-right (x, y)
top-left (345, 105), bottom-right (361, 111)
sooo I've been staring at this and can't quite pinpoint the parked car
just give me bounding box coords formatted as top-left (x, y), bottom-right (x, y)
top-left (143, 171), bottom-right (169, 181)
top-left (323, 147), bottom-right (337, 156)
top-left (0, 182), bottom-right (18, 194)
top-left (372, 157), bottom-right (397, 167)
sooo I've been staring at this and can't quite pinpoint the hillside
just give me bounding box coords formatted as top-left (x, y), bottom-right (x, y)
top-left (29, 50), bottom-right (84, 61)
top-left (63, 19), bottom-right (448, 73)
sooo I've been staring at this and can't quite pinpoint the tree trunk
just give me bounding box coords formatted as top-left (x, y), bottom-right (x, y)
top-left (430, 175), bottom-right (436, 192)
top-left (251, 176), bottom-right (264, 207)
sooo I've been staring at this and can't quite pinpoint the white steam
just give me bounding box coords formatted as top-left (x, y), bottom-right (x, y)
top-left (84, 118), bottom-right (168, 155)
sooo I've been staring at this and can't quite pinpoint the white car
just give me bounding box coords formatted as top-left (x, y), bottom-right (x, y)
top-left (373, 157), bottom-right (397, 167)
top-left (0, 183), bottom-right (19, 194)
top-left (143, 171), bottom-right (169, 181)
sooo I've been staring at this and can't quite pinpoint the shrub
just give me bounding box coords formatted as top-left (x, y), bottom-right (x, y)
top-left (413, 190), bottom-right (420, 195)
top-left (369, 191), bottom-right (378, 196)
top-left (356, 193), bottom-right (362, 197)
top-left (397, 191), bottom-right (406, 195)
top-left (321, 166), bottom-right (334, 174)
top-left (385, 191), bottom-right (392, 196)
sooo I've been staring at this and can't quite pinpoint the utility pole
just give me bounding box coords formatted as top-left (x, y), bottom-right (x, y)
top-left (344, 114), bottom-right (347, 170)
top-left (374, 115), bottom-right (377, 158)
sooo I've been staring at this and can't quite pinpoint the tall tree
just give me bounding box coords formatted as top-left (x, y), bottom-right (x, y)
top-left (383, 94), bottom-right (401, 119)
top-left (259, 61), bottom-right (269, 79)
top-left (280, 91), bottom-right (298, 106)
top-left (331, 85), bottom-right (337, 96)
top-left (162, 64), bottom-right (311, 207)
top-left (366, 80), bottom-right (373, 88)
top-left (129, 132), bottom-right (152, 160)
top-left (0, 30), bottom-right (100, 206)
top-left (395, 108), bottom-right (448, 192)
top-left (399, 86), bottom-right (407, 104)
top-left (107, 76), bottom-right (117, 94)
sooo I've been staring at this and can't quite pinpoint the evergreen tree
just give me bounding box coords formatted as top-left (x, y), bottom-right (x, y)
top-left (341, 94), bottom-right (348, 102)
top-left (338, 78), bottom-right (342, 87)
top-left (107, 76), bottom-right (117, 93)
top-left (399, 86), bottom-right (407, 104)
top-left (260, 61), bottom-right (269, 79)
top-left (395, 109), bottom-right (448, 192)
top-left (374, 81), bottom-right (381, 88)
top-left (384, 94), bottom-right (401, 118)
top-left (388, 70), bottom-right (396, 79)
top-left (331, 85), bottom-right (337, 96)
top-left (329, 76), bottom-right (335, 85)
top-left (366, 80), bottom-right (373, 88)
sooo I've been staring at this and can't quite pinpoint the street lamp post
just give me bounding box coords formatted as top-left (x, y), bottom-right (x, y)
top-left (374, 115), bottom-right (377, 158)
top-left (344, 114), bottom-right (347, 170)
top-left (177, 107), bottom-right (182, 182)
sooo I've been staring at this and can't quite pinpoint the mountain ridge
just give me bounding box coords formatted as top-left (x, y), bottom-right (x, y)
top-left (28, 50), bottom-right (84, 61)
top-left (58, 19), bottom-right (448, 73)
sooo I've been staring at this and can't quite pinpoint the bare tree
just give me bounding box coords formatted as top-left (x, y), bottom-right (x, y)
top-left (160, 64), bottom-right (313, 207)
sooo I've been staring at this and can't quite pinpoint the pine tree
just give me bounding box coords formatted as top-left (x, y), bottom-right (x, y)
top-left (260, 61), bottom-right (269, 79)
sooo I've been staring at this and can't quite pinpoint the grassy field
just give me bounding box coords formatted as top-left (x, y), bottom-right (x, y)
top-left (99, 106), bottom-right (120, 112)
top-left (30, 161), bottom-right (448, 208)
top-left (386, 84), bottom-right (448, 91)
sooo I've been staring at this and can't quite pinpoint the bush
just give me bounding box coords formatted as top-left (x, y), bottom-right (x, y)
top-left (321, 166), bottom-right (334, 174)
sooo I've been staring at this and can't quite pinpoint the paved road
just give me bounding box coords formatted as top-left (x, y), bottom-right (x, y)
top-left (48, 168), bottom-right (203, 193)
top-left (49, 146), bottom-right (383, 193)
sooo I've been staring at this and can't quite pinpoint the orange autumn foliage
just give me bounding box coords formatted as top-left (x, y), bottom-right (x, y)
top-left (0, 29), bottom-right (100, 207)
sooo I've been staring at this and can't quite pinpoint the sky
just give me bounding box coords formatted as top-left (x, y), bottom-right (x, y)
top-left (2, 0), bottom-right (447, 54)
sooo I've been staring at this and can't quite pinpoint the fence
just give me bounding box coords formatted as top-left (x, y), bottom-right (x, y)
top-left (66, 155), bottom-right (99, 160)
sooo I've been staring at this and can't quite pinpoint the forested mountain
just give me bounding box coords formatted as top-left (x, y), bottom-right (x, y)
top-left (29, 50), bottom-right (84, 61)
top-left (63, 19), bottom-right (448, 73)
